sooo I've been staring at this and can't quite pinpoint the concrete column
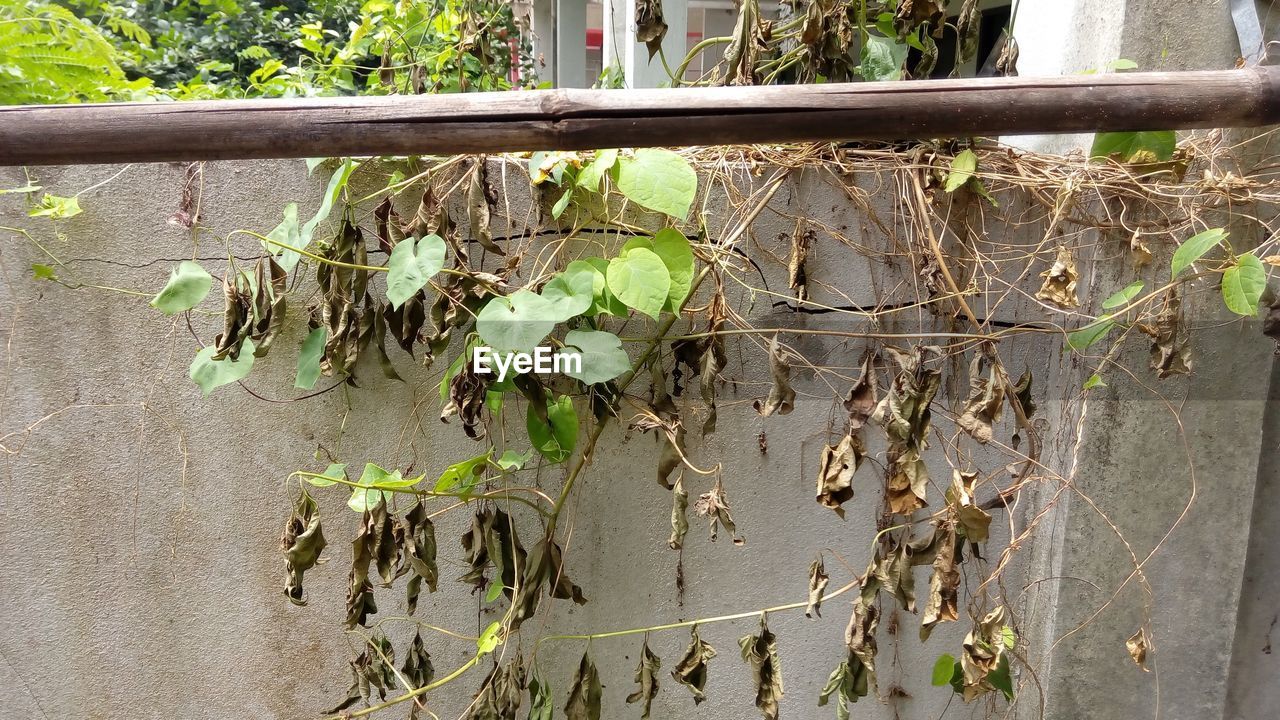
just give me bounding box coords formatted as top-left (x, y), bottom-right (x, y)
top-left (530, 0), bottom-right (557, 85)
top-left (556, 0), bottom-right (589, 88)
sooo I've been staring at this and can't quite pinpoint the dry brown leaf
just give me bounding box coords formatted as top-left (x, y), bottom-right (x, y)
top-left (788, 226), bottom-right (813, 301)
top-left (956, 356), bottom-right (1005, 444)
top-left (920, 520), bottom-right (959, 640)
top-left (805, 555), bottom-right (829, 619)
top-left (1126, 627), bottom-right (1151, 672)
top-left (1035, 245), bottom-right (1079, 308)
top-left (672, 625), bottom-right (717, 704)
top-left (754, 334), bottom-right (795, 416)
top-left (695, 476), bottom-right (745, 545)
top-left (816, 433), bottom-right (863, 517)
top-left (739, 616), bottom-right (784, 720)
top-left (1143, 288), bottom-right (1192, 378)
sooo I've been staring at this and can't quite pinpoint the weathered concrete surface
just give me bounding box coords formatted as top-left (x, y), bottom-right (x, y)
top-left (0, 144), bottom-right (1274, 720)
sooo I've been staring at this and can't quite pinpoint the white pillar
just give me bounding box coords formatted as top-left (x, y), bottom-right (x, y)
top-left (556, 0), bottom-right (589, 88)
top-left (530, 0), bottom-right (558, 85)
top-left (602, 0), bottom-right (688, 88)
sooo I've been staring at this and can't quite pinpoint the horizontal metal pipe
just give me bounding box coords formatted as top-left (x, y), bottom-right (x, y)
top-left (2, 67), bottom-right (1278, 165)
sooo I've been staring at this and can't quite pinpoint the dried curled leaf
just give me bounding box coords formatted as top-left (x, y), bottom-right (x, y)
top-left (282, 491), bottom-right (326, 606)
top-left (467, 158), bottom-right (505, 256)
top-left (511, 533), bottom-right (588, 631)
top-left (788, 226), bottom-right (813, 301)
top-left (669, 474), bottom-right (690, 550)
top-left (956, 0), bottom-right (980, 64)
top-left (672, 625), bottom-right (717, 704)
top-left (634, 0), bottom-right (668, 60)
top-left (816, 433), bottom-right (863, 517)
top-left (754, 334), bottom-right (795, 417)
top-left (314, 215), bottom-right (378, 377)
top-left (1035, 245), bottom-right (1079, 309)
top-left (895, 0), bottom-right (945, 38)
top-left (947, 469), bottom-right (992, 543)
top-left (402, 630), bottom-right (434, 719)
top-left (212, 271), bottom-right (253, 360)
top-left (330, 635), bottom-right (397, 713)
top-left (345, 508), bottom-right (380, 629)
top-left (723, 0), bottom-right (765, 85)
top-left (739, 617), bottom-right (784, 720)
top-left (823, 587), bottom-right (878, 714)
top-left (1126, 627), bottom-right (1151, 672)
top-left (565, 649), bottom-right (602, 720)
top-left (805, 555), bottom-right (829, 619)
top-left (695, 476), bottom-right (744, 545)
top-left (626, 639), bottom-right (661, 718)
top-left (920, 520), bottom-right (959, 641)
top-left (886, 448), bottom-right (930, 515)
top-left (957, 355), bottom-right (1005, 444)
top-left (844, 353), bottom-right (877, 432)
top-left (400, 500), bottom-right (438, 614)
top-left (464, 659), bottom-right (526, 720)
top-left (442, 355), bottom-right (494, 439)
top-left (1142, 288), bottom-right (1193, 378)
top-left (459, 509), bottom-right (526, 599)
top-left (632, 365), bottom-right (687, 489)
top-left (961, 606), bottom-right (1011, 701)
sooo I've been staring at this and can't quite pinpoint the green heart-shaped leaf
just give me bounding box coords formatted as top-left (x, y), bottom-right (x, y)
top-left (607, 247), bottom-right (671, 320)
top-left (151, 261), bottom-right (213, 315)
top-left (1222, 253), bottom-right (1267, 316)
top-left (386, 235), bottom-right (446, 309)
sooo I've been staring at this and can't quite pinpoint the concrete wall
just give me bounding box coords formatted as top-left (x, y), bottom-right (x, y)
top-left (0, 143), bottom-right (1275, 720)
top-left (1, 4), bottom-right (1278, 719)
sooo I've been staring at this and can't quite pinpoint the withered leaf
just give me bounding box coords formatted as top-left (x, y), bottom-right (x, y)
top-left (464, 659), bottom-right (526, 720)
top-left (634, 0), bottom-right (668, 60)
top-left (282, 490), bottom-right (326, 606)
top-left (1143, 288), bottom-right (1192, 378)
top-left (672, 625), bottom-right (717, 704)
top-left (400, 500), bottom-right (438, 614)
top-left (699, 299), bottom-right (729, 434)
top-left (754, 334), bottom-right (795, 417)
top-left (634, 365), bottom-right (687, 489)
top-left (824, 591), bottom-right (878, 712)
top-left (1011, 368), bottom-right (1037, 420)
top-left (886, 448), bottom-right (929, 515)
top-left (960, 606), bottom-right (1009, 701)
top-left (442, 355), bottom-right (493, 439)
top-left (806, 555), bottom-right (829, 619)
top-left (957, 355), bottom-right (1005, 444)
top-left (564, 649), bottom-right (602, 720)
top-left (739, 617), bottom-right (783, 720)
top-left (1265, 291), bottom-right (1280, 351)
top-left (373, 196), bottom-right (404, 255)
top-left (315, 215), bottom-right (376, 377)
top-left (694, 476), bottom-right (744, 545)
top-left (1131, 229), bottom-right (1153, 269)
top-left (345, 509), bottom-right (379, 629)
top-left (669, 474), bottom-right (690, 551)
top-left (816, 433), bottom-right (863, 517)
top-left (402, 630), bottom-right (434, 719)
top-left (459, 509), bottom-right (526, 600)
top-left (872, 539), bottom-right (917, 612)
top-left (1126, 627), bottom-right (1151, 672)
top-left (818, 649), bottom-right (871, 718)
top-left (788, 226), bottom-right (813, 301)
top-left (511, 533), bottom-right (588, 631)
top-left (330, 635), bottom-right (397, 712)
top-left (880, 345), bottom-right (941, 449)
top-left (956, 0), bottom-right (980, 63)
top-left (382, 291), bottom-right (427, 355)
top-left (626, 639), bottom-right (661, 718)
top-left (894, 0), bottom-right (945, 36)
top-left (947, 469), bottom-right (992, 543)
top-left (723, 0), bottom-right (764, 85)
top-left (369, 502), bottom-right (401, 587)
top-left (920, 521), bottom-right (959, 641)
top-left (467, 159), bottom-right (505, 256)
top-left (844, 352), bottom-right (877, 432)
top-left (250, 257), bottom-right (287, 356)
top-left (212, 271), bottom-right (253, 360)
top-left (1035, 245), bottom-right (1079, 309)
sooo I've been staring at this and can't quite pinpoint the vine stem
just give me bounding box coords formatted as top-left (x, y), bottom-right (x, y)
top-left (537, 577), bottom-right (860, 645)
top-left (291, 471), bottom-right (553, 514)
top-left (323, 655), bottom-right (480, 720)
